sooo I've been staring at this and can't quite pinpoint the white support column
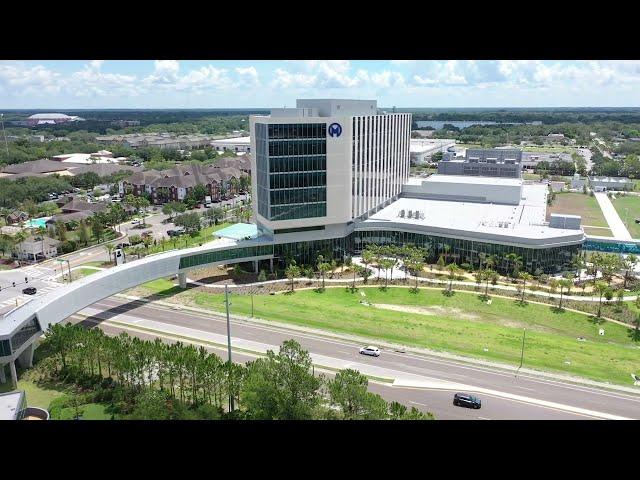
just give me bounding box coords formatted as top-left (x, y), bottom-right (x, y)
top-left (253, 260), bottom-right (259, 274)
top-left (17, 343), bottom-right (34, 369)
top-left (269, 258), bottom-right (274, 273)
top-left (9, 361), bottom-right (17, 389)
top-left (178, 272), bottom-right (187, 289)
top-left (0, 364), bottom-right (6, 384)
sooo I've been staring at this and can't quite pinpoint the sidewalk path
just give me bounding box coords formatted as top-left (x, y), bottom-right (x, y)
top-left (595, 192), bottom-right (632, 240)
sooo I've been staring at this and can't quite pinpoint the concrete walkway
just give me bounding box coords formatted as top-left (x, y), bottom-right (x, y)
top-left (595, 192), bottom-right (632, 240)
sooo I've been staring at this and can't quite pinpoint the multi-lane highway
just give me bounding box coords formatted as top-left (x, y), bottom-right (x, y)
top-left (67, 296), bottom-right (640, 420)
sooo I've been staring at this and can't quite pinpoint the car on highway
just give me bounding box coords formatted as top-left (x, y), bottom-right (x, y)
top-left (22, 287), bottom-right (37, 295)
top-left (453, 393), bottom-right (482, 409)
top-left (359, 346), bottom-right (381, 357)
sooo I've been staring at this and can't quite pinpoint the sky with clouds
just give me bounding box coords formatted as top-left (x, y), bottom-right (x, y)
top-left (1, 60), bottom-right (640, 109)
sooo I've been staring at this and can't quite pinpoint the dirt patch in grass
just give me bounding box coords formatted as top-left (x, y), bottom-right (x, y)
top-left (371, 303), bottom-right (480, 321)
top-left (370, 302), bottom-right (551, 333)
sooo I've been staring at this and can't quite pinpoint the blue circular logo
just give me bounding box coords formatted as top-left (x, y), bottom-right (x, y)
top-left (328, 123), bottom-right (342, 138)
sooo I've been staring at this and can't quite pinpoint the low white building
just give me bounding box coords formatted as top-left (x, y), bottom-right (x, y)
top-left (211, 136), bottom-right (251, 153)
top-left (14, 236), bottom-right (60, 262)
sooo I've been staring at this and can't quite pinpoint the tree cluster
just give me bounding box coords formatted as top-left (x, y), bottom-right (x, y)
top-left (40, 325), bottom-right (434, 421)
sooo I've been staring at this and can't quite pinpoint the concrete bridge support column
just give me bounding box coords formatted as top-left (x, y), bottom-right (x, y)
top-left (9, 361), bottom-right (17, 389)
top-left (0, 364), bottom-right (6, 384)
top-left (17, 344), bottom-right (34, 369)
top-left (178, 272), bottom-right (187, 289)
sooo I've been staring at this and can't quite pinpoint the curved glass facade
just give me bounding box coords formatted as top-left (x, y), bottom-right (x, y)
top-left (273, 230), bottom-right (581, 274)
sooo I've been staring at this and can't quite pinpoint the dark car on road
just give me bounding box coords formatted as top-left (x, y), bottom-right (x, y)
top-left (22, 287), bottom-right (37, 295)
top-left (453, 393), bottom-right (482, 409)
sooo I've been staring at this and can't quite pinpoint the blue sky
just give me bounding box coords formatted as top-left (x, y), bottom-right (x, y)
top-left (1, 60), bottom-right (640, 108)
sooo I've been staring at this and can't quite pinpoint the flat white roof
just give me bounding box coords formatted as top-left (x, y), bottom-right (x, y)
top-left (409, 174), bottom-right (523, 187)
top-left (361, 183), bottom-right (583, 245)
top-left (212, 136), bottom-right (250, 145)
top-left (0, 391), bottom-right (24, 420)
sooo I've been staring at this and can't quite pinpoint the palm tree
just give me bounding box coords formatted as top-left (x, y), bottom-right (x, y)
top-left (316, 255), bottom-right (331, 290)
top-left (622, 254), bottom-right (637, 289)
top-left (104, 243), bottom-right (115, 264)
top-left (557, 278), bottom-right (572, 310)
top-left (518, 272), bottom-right (533, 304)
top-left (594, 281), bottom-right (609, 318)
top-left (483, 268), bottom-right (495, 298)
top-left (446, 263), bottom-right (461, 293)
top-left (379, 257), bottom-right (395, 289)
top-left (285, 261), bottom-right (301, 292)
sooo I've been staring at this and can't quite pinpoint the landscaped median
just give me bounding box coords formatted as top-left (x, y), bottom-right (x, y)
top-left (131, 282), bottom-right (640, 386)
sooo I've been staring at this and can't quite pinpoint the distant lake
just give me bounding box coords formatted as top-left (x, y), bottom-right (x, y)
top-left (416, 120), bottom-right (541, 130)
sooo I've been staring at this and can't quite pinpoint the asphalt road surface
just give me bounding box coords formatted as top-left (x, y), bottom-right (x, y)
top-left (66, 296), bottom-right (640, 420)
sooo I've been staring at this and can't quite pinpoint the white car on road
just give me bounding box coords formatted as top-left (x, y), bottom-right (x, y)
top-left (359, 346), bottom-right (381, 357)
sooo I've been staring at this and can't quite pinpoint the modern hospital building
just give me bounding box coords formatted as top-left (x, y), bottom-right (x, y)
top-left (249, 99), bottom-right (584, 274)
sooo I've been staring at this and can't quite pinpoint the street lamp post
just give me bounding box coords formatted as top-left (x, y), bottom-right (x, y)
top-left (225, 284), bottom-right (234, 413)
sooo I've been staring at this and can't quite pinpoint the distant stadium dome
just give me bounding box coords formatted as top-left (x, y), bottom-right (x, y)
top-left (27, 113), bottom-right (85, 125)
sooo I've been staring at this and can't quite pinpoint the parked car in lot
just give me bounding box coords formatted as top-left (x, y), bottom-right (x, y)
top-left (359, 346), bottom-right (381, 357)
top-left (167, 229), bottom-right (184, 237)
top-left (141, 231), bottom-right (153, 238)
top-left (131, 219), bottom-right (140, 225)
top-left (22, 287), bottom-right (37, 295)
top-left (453, 393), bottom-right (482, 409)
top-left (116, 242), bottom-right (130, 249)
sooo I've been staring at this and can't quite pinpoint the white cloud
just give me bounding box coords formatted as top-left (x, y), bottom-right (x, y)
top-left (235, 66), bottom-right (260, 87)
top-left (89, 60), bottom-right (104, 70)
top-left (154, 60), bottom-right (180, 75)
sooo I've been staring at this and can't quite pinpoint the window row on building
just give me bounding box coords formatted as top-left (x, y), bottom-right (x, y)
top-left (269, 171), bottom-right (326, 189)
top-left (270, 202), bottom-right (327, 221)
top-left (179, 244), bottom-right (274, 270)
top-left (270, 187), bottom-right (326, 206)
top-left (268, 139), bottom-right (327, 157)
top-left (268, 155), bottom-right (327, 173)
top-left (268, 123), bottom-right (326, 139)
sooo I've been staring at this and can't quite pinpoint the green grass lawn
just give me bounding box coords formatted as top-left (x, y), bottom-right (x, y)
top-left (54, 403), bottom-right (111, 420)
top-left (191, 286), bottom-right (640, 385)
top-left (523, 173), bottom-right (541, 181)
top-left (548, 192), bottom-right (610, 229)
top-left (140, 278), bottom-right (180, 295)
top-left (73, 267), bottom-right (101, 279)
top-left (0, 375), bottom-right (66, 410)
top-left (611, 195), bottom-right (640, 239)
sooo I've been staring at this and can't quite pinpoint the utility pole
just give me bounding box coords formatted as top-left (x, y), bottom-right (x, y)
top-left (518, 328), bottom-right (526, 373)
top-left (225, 284), bottom-right (234, 412)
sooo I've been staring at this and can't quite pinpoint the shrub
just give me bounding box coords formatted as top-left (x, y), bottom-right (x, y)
top-left (59, 240), bottom-right (77, 254)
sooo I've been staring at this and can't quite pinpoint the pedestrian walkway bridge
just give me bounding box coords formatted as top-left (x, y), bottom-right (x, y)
top-left (0, 236), bottom-right (274, 382)
top-left (584, 236), bottom-right (640, 255)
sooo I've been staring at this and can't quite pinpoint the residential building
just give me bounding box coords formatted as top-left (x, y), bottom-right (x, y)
top-left (121, 163), bottom-right (247, 204)
top-left (5, 211), bottom-right (29, 225)
top-left (14, 235), bottom-right (60, 262)
top-left (438, 149), bottom-right (522, 178)
top-left (60, 198), bottom-right (109, 214)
